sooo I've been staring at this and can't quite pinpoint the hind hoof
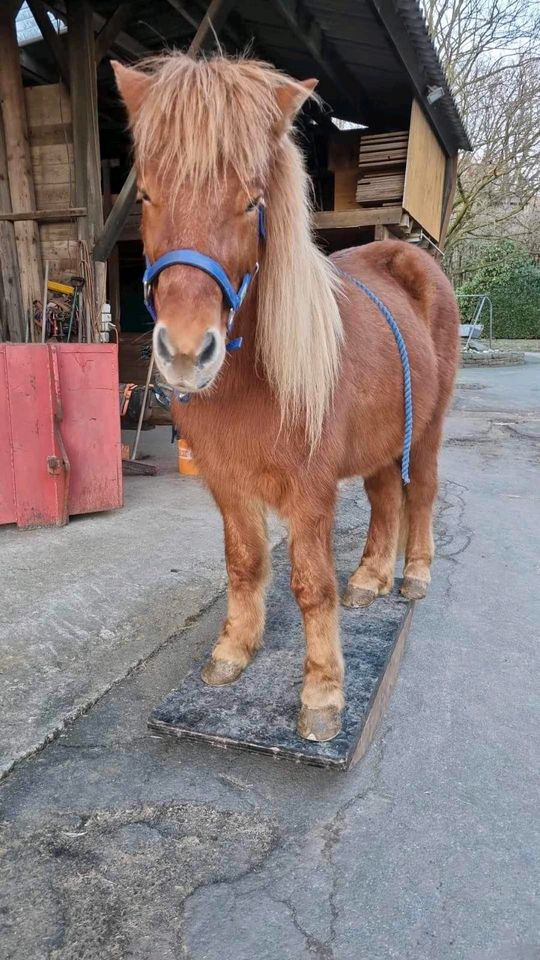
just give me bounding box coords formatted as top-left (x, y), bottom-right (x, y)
top-left (342, 585), bottom-right (378, 608)
top-left (297, 705), bottom-right (342, 742)
top-left (201, 658), bottom-right (245, 686)
top-left (400, 577), bottom-right (428, 601)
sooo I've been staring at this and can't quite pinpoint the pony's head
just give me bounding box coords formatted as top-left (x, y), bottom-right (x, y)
top-left (113, 54), bottom-right (342, 446)
top-left (113, 55), bottom-right (317, 394)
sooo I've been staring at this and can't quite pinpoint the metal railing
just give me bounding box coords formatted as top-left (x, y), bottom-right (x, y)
top-left (456, 293), bottom-right (493, 350)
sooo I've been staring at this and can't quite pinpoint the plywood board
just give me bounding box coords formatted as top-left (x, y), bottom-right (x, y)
top-left (403, 101), bottom-right (446, 242)
top-left (150, 540), bottom-right (414, 771)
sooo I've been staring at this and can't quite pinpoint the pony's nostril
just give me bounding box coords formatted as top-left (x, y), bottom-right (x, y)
top-left (198, 330), bottom-right (218, 367)
top-left (155, 326), bottom-right (173, 363)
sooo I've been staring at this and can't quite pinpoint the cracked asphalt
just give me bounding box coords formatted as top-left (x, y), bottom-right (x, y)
top-left (1, 363), bottom-right (539, 959)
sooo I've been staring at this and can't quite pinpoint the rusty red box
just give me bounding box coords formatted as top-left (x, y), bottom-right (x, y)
top-left (0, 343), bottom-right (123, 529)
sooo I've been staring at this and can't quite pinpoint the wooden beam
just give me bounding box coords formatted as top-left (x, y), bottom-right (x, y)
top-left (0, 111), bottom-right (25, 341)
top-left (439, 154), bottom-right (458, 250)
top-left (95, 3), bottom-right (132, 64)
top-left (66, 0), bottom-right (102, 245)
top-left (164, 0), bottom-right (199, 31)
top-left (0, 3), bottom-right (43, 333)
top-left (271, 0), bottom-right (374, 127)
top-left (189, 0), bottom-right (235, 51)
top-left (67, 0), bottom-right (105, 328)
top-left (49, 1), bottom-right (148, 60)
top-left (314, 206), bottom-right (403, 230)
top-left (26, 0), bottom-right (70, 87)
top-left (0, 207), bottom-right (86, 222)
top-left (93, 166), bottom-right (136, 261)
top-left (102, 159), bottom-right (121, 329)
top-left (94, 0), bottom-right (235, 262)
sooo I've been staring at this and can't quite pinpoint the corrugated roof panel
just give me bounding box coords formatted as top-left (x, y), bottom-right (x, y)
top-left (16, 2), bottom-right (65, 48)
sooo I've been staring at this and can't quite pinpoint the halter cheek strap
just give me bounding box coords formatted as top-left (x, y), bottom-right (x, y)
top-left (142, 203), bottom-right (266, 356)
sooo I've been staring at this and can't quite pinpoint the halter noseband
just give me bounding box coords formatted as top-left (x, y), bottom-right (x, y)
top-left (142, 203), bottom-right (266, 354)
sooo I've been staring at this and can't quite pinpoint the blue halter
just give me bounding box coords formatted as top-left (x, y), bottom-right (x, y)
top-left (142, 203), bottom-right (266, 355)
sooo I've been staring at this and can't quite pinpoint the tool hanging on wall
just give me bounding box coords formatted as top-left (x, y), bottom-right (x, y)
top-left (66, 276), bottom-right (85, 342)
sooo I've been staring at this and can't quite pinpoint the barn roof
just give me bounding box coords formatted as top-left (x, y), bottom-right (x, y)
top-left (20, 0), bottom-right (471, 154)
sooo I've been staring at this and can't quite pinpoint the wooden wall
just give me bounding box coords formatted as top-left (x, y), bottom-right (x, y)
top-left (403, 100), bottom-right (446, 243)
top-left (24, 84), bottom-right (78, 282)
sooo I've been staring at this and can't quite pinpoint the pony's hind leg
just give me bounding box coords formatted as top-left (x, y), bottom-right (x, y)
top-left (287, 489), bottom-right (344, 742)
top-left (343, 462), bottom-right (403, 608)
top-left (400, 415), bottom-right (442, 601)
top-left (201, 498), bottom-right (269, 685)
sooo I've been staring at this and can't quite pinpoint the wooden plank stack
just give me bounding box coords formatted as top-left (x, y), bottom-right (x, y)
top-left (356, 131), bottom-right (408, 206)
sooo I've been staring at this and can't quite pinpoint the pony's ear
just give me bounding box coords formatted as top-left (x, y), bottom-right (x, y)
top-left (275, 78), bottom-right (318, 135)
top-left (111, 61), bottom-right (151, 120)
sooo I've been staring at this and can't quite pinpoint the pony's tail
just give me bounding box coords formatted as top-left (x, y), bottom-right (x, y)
top-left (397, 491), bottom-right (409, 557)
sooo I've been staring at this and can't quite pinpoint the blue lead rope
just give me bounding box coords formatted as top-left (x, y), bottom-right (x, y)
top-left (338, 269), bottom-right (413, 485)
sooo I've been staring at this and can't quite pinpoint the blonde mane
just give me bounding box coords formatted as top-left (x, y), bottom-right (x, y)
top-left (131, 53), bottom-right (343, 447)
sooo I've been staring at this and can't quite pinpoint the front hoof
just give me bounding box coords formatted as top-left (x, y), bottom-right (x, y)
top-left (342, 585), bottom-right (377, 608)
top-left (201, 658), bottom-right (245, 686)
top-left (400, 577), bottom-right (428, 601)
top-left (297, 705), bottom-right (342, 742)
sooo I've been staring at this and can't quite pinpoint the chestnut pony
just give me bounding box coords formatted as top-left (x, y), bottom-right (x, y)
top-left (113, 54), bottom-right (459, 742)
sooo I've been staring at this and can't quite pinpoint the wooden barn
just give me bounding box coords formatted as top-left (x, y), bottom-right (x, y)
top-left (0, 0), bottom-right (470, 353)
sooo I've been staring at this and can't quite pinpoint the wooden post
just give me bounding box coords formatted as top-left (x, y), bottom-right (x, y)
top-left (0, 108), bottom-right (24, 341)
top-left (374, 225), bottom-right (393, 241)
top-left (66, 0), bottom-right (105, 335)
top-left (93, 0), bottom-right (235, 263)
top-left (102, 159), bottom-right (121, 329)
top-left (0, 1), bottom-right (43, 336)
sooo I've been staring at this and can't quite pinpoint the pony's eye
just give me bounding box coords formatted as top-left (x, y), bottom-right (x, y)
top-left (245, 196), bottom-right (262, 213)
top-left (138, 189), bottom-right (151, 203)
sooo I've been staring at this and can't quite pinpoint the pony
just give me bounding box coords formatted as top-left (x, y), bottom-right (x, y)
top-left (113, 53), bottom-right (459, 742)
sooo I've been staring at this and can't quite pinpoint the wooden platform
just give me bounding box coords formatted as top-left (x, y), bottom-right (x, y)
top-left (149, 558), bottom-right (414, 771)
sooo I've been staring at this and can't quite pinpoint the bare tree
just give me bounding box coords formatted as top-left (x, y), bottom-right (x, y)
top-left (422, 0), bottom-right (540, 260)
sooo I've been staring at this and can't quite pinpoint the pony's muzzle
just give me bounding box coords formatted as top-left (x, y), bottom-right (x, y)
top-left (153, 322), bottom-right (225, 391)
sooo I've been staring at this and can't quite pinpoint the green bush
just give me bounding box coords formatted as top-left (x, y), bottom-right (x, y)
top-left (456, 240), bottom-right (540, 339)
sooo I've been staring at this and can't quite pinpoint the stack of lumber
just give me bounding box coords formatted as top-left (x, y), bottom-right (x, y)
top-left (356, 132), bottom-right (408, 206)
top-left (24, 84), bottom-right (78, 281)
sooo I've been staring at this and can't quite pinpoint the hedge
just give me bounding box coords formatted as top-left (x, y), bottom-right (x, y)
top-left (456, 240), bottom-right (540, 339)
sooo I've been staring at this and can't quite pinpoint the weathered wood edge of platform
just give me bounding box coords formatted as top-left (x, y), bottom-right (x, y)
top-left (348, 604), bottom-right (414, 769)
top-left (148, 599), bottom-right (415, 772)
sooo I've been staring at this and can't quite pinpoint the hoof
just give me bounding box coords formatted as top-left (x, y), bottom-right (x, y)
top-left (201, 658), bottom-right (245, 686)
top-left (400, 577), bottom-right (428, 601)
top-left (342, 585), bottom-right (378, 608)
top-left (297, 705), bottom-right (342, 742)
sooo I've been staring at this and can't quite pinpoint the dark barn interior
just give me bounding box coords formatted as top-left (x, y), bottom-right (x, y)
top-left (1, 0), bottom-right (469, 384)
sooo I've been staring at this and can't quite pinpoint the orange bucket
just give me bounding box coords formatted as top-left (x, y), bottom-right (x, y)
top-left (177, 438), bottom-right (199, 476)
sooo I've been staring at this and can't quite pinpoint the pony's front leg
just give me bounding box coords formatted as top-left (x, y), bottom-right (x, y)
top-left (288, 494), bottom-right (344, 742)
top-left (201, 499), bottom-right (269, 685)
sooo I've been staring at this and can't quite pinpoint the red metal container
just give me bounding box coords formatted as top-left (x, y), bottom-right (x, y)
top-left (0, 343), bottom-right (122, 529)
